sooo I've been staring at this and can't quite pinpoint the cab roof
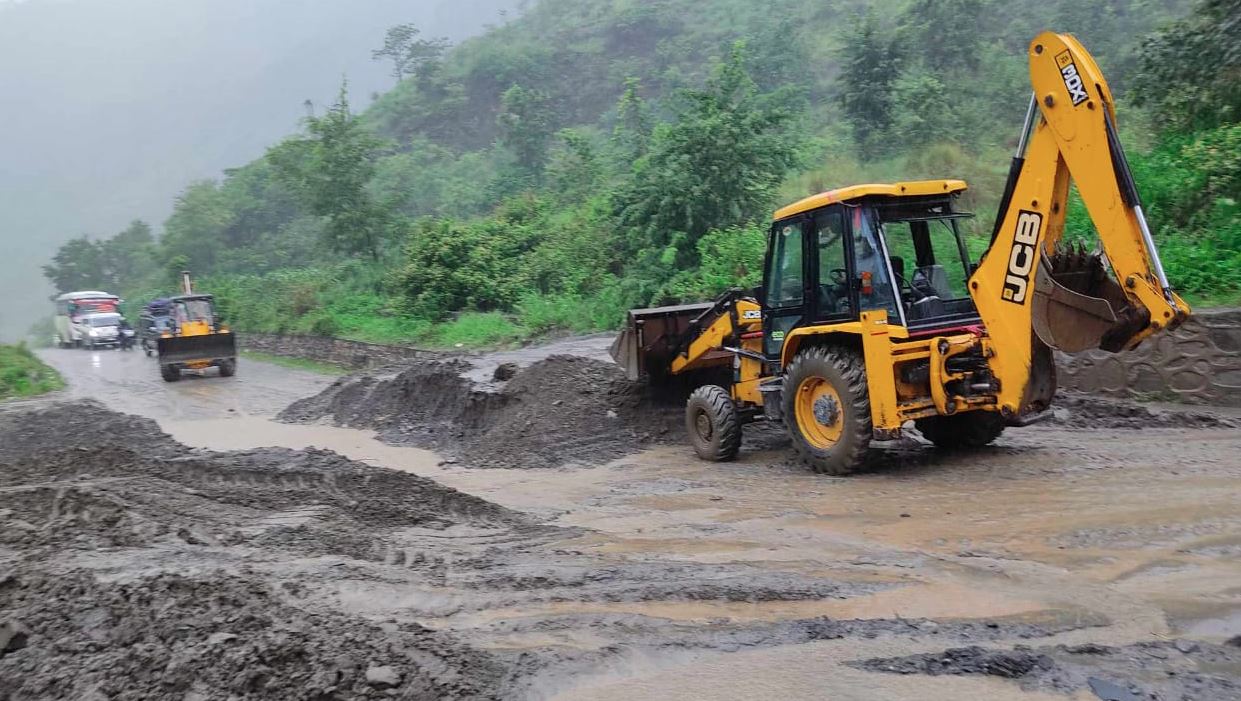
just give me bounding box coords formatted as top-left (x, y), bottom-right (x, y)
top-left (773, 179), bottom-right (968, 221)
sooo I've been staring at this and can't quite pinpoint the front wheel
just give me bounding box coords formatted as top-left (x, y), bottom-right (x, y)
top-left (915, 412), bottom-right (1005, 449)
top-left (160, 364), bottom-right (181, 383)
top-left (217, 359), bottom-right (237, 377)
top-left (685, 384), bottom-right (742, 462)
top-left (783, 346), bottom-right (872, 475)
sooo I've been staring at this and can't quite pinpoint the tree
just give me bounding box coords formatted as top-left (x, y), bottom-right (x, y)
top-left (497, 84), bottom-right (555, 181)
top-left (840, 11), bottom-right (901, 159)
top-left (42, 236), bottom-right (103, 292)
top-left (269, 82), bottom-right (391, 260)
top-left (1135, 0), bottom-right (1241, 131)
top-left (97, 220), bottom-right (155, 288)
top-left (162, 180), bottom-right (235, 272)
top-left (372, 23), bottom-right (449, 85)
top-left (898, 0), bottom-right (984, 74)
top-left (614, 42), bottom-right (804, 269)
top-left (610, 77), bottom-right (652, 163)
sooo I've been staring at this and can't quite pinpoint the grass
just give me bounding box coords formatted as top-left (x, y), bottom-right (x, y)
top-left (239, 349), bottom-right (347, 376)
top-left (425, 312), bottom-right (528, 348)
top-left (0, 343), bottom-right (64, 400)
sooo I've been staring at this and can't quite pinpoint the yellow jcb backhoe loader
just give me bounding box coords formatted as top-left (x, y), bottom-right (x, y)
top-left (156, 272), bottom-right (238, 382)
top-left (611, 32), bottom-right (1191, 475)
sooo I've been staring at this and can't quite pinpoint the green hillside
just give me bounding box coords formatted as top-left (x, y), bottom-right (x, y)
top-left (42, 0), bottom-right (1240, 347)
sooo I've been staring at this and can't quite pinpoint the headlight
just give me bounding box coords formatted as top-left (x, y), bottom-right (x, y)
top-left (89, 329), bottom-right (99, 336)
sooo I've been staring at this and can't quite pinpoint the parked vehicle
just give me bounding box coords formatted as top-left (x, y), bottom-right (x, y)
top-left (52, 291), bottom-right (121, 348)
top-left (139, 299), bottom-right (174, 357)
top-left (79, 312), bottom-right (124, 349)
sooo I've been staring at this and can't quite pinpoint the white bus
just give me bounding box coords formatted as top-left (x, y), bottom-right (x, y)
top-left (53, 291), bottom-right (121, 348)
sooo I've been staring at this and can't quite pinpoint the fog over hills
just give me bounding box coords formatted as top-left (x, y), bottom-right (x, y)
top-left (0, 0), bottom-right (518, 339)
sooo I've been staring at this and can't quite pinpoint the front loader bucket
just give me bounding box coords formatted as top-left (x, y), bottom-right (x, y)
top-left (610, 302), bottom-right (714, 382)
top-left (157, 332), bottom-right (237, 366)
top-left (1031, 247), bottom-right (1142, 353)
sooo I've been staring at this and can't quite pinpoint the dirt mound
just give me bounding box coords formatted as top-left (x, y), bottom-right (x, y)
top-left (0, 399), bottom-right (181, 462)
top-left (855, 640), bottom-right (1241, 700)
top-left (0, 442), bottom-right (528, 560)
top-left (1051, 391), bottom-right (1237, 430)
top-left (281, 355), bottom-right (683, 469)
top-left (0, 569), bottom-right (504, 701)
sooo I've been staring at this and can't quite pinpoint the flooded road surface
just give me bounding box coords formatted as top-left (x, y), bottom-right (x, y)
top-left (38, 346), bottom-right (334, 421)
top-left (29, 343), bottom-right (1241, 700)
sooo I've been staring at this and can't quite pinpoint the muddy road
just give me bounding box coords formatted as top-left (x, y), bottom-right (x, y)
top-left (5, 343), bottom-right (1241, 700)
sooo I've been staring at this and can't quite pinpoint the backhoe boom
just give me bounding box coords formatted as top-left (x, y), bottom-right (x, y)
top-left (969, 31), bottom-right (1191, 418)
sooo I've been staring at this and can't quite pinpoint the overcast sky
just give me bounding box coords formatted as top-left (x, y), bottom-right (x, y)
top-left (0, 0), bottom-right (518, 340)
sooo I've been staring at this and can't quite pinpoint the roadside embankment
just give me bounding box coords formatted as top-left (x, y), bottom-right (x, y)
top-left (0, 343), bottom-right (63, 401)
top-left (1057, 307), bottom-right (1241, 406)
top-left (241, 332), bottom-right (444, 370)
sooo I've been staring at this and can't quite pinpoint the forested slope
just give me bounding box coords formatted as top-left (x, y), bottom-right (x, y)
top-left (42, 0), bottom-right (1239, 347)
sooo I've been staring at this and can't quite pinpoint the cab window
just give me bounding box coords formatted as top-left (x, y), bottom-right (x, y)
top-left (813, 209), bottom-right (851, 319)
top-left (765, 222), bottom-right (804, 307)
top-left (850, 207), bottom-right (901, 320)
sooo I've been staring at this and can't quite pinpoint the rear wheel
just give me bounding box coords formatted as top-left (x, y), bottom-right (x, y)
top-left (915, 412), bottom-right (1005, 449)
top-left (685, 384), bottom-right (742, 462)
top-left (160, 364), bottom-right (181, 383)
top-left (218, 359), bottom-right (237, 377)
top-left (783, 346), bottom-right (871, 475)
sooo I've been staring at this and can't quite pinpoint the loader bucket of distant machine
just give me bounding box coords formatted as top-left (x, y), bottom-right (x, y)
top-left (611, 302), bottom-right (715, 382)
top-left (157, 332), bottom-right (237, 366)
top-left (1030, 244), bottom-right (1143, 353)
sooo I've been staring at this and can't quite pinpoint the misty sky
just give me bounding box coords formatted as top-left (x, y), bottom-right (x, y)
top-left (0, 0), bottom-right (518, 340)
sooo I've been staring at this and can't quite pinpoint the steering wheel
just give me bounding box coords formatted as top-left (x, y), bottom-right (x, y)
top-left (828, 268), bottom-right (848, 285)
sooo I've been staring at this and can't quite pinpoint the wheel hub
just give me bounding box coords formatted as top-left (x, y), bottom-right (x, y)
top-left (695, 412), bottom-right (713, 439)
top-left (813, 395), bottom-right (840, 427)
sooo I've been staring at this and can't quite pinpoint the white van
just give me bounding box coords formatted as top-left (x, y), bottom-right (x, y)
top-left (53, 291), bottom-right (121, 348)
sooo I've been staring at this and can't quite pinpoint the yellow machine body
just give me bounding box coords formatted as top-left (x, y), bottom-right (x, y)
top-left (612, 33), bottom-right (1191, 474)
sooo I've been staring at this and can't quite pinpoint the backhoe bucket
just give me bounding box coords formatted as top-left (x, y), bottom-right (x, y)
top-left (611, 302), bottom-right (714, 382)
top-left (157, 332), bottom-right (237, 367)
top-left (1031, 247), bottom-right (1139, 353)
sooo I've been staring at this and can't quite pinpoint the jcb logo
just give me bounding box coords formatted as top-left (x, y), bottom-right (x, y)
top-left (1056, 51), bottom-right (1088, 106)
top-left (1002, 210), bottom-right (1043, 304)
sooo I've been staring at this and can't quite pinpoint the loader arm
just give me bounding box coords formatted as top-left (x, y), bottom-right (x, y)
top-left (971, 31), bottom-right (1191, 418)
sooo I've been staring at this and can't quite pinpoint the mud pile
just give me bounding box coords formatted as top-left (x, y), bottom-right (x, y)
top-left (856, 640), bottom-right (1241, 700)
top-left (0, 400), bottom-right (536, 699)
top-left (1051, 391), bottom-right (1237, 430)
top-left (0, 399), bottom-right (182, 462)
top-left (1, 405), bottom-right (527, 559)
top-left (1, 445), bottom-right (525, 559)
top-left (0, 569), bottom-right (503, 700)
top-left (280, 355), bottom-right (683, 469)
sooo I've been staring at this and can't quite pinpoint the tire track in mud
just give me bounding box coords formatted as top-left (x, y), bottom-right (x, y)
top-left (1, 400), bottom-right (1121, 700)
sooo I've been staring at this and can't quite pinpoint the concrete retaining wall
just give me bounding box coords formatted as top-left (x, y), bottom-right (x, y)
top-left (1056, 308), bottom-right (1241, 407)
top-left (241, 332), bottom-right (443, 370)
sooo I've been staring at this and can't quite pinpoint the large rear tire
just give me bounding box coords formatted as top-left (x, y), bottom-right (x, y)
top-left (218, 359), bottom-right (237, 377)
top-left (160, 364), bottom-right (181, 383)
top-left (783, 346), bottom-right (871, 475)
top-left (915, 412), bottom-right (1005, 449)
top-left (685, 384), bottom-right (742, 462)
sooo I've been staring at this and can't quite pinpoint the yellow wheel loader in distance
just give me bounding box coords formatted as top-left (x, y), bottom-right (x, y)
top-left (611, 32), bottom-right (1191, 475)
top-left (156, 272), bottom-right (238, 382)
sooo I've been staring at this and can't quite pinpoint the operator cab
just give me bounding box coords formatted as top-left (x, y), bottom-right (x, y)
top-left (762, 180), bottom-right (981, 358)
